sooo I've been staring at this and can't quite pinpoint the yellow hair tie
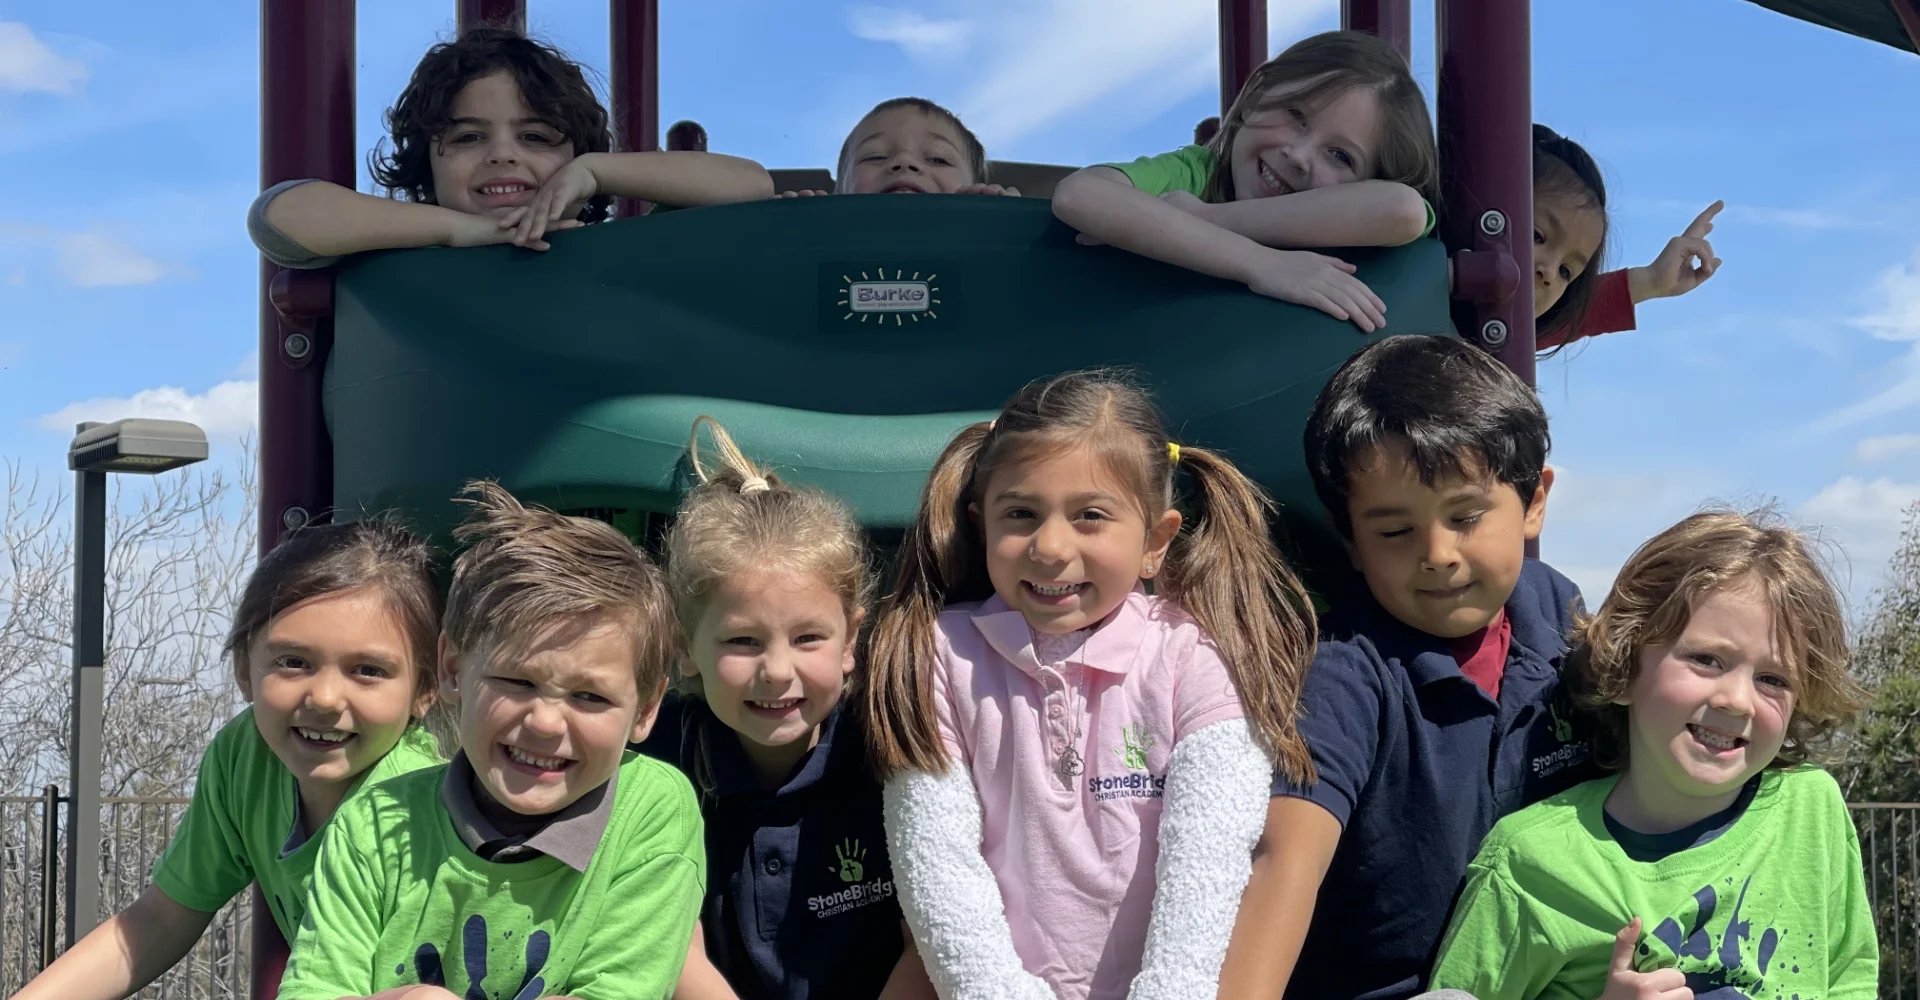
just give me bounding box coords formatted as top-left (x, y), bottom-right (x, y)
top-left (1167, 442), bottom-right (1181, 464)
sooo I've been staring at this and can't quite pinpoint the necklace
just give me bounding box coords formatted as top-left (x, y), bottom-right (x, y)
top-left (1032, 627), bottom-right (1093, 786)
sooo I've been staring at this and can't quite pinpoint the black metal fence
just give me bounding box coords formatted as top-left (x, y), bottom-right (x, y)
top-left (1857, 803), bottom-right (1920, 1000)
top-left (0, 793), bottom-right (1912, 996)
top-left (0, 792), bottom-right (250, 998)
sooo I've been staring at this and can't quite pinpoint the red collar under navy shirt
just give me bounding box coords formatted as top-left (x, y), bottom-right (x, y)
top-left (1449, 609), bottom-right (1512, 703)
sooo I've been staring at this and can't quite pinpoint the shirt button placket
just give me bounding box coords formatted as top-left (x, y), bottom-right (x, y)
top-left (1043, 668), bottom-right (1070, 751)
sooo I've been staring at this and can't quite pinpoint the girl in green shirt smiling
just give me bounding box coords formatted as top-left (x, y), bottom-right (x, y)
top-left (15, 519), bottom-right (446, 1000)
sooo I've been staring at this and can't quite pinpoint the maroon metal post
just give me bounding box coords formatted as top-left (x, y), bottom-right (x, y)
top-left (457, 0), bottom-right (525, 33)
top-left (1436, 0), bottom-right (1534, 384)
top-left (1218, 0), bottom-right (1268, 114)
top-left (1340, 0), bottom-right (1412, 58)
top-left (255, 0), bottom-right (352, 982)
top-left (611, 0), bottom-right (660, 218)
top-left (259, 0), bottom-right (352, 555)
top-left (248, 886), bottom-right (289, 1000)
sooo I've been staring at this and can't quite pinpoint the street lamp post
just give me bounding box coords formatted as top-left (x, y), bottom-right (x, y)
top-left (64, 418), bottom-right (208, 946)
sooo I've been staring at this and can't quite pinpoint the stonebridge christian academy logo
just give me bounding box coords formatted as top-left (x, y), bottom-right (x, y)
top-left (839, 269), bottom-right (941, 326)
top-left (808, 838), bottom-right (895, 920)
top-left (1088, 724), bottom-right (1168, 801)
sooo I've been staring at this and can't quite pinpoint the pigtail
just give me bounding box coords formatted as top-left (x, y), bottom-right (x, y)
top-left (864, 422), bottom-right (994, 778)
top-left (1159, 446), bottom-right (1318, 785)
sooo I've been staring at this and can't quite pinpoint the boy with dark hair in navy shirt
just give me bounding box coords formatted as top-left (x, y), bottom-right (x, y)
top-left (1216, 335), bottom-right (1601, 1000)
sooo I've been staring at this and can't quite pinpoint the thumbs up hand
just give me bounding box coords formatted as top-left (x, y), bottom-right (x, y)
top-left (1597, 919), bottom-right (1694, 1000)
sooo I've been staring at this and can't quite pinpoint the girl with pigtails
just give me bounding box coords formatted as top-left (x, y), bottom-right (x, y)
top-left (863, 370), bottom-right (1318, 1000)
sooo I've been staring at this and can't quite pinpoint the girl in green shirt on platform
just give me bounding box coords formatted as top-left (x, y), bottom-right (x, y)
top-left (1430, 510), bottom-right (1878, 1000)
top-left (1051, 30), bottom-right (1439, 334)
top-left (15, 519), bottom-right (447, 1000)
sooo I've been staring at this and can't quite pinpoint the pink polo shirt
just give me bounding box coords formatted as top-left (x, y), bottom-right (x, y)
top-left (931, 589), bottom-right (1245, 1000)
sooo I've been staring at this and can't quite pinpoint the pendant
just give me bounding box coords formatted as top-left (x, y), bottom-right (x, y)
top-left (1056, 745), bottom-right (1084, 780)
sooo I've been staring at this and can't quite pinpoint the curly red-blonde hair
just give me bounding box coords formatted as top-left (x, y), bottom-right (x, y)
top-left (1567, 507), bottom-right (1867, 770)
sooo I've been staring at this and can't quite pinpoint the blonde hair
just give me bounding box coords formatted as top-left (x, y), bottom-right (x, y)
top-left (1568, 507), bottom-right (1867, 770)
top-left (1205, 30), bottom-right (1438, 208)
top-left (864, 370), bottom-right (1318, 783)
top-left (443, 480), bottom-right (678, 701)
top-left (664, 417), bottom-right (875, 798)
top-left (834, 96), bottom-right (988, 193)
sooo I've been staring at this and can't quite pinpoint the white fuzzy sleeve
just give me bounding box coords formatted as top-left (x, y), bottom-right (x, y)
top-left (883, 766), bottom-right (1058, 1000)
top-left (1125, 718), bottom-right (1270, 1000)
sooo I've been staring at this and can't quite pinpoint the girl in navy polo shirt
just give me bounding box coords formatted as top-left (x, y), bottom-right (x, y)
top-left (643, 417), bottom-right (934, 1000)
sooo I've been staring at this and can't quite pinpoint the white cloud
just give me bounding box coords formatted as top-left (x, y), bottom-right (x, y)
top-left (37, 379), bottom-right (258, 438)
top-left (3, 269), bottom-right (22, 287)
top-left (848, 7), bottom-right (973, 59)
top-left (1799, 475), bottom-right (1920, 596)
top-left (1535, 463), bottom-right (1744, 607)
top-left (0, 21), bottom-right (88, 95)
top-left (1856, 433), bottom-right (1920, 464)
top-left (54, 232), bottom-right (166, 288)
top-left (951, 0), bottom-right (1337, 151)
top-left (1808, 246), bottom-right (1920, 435)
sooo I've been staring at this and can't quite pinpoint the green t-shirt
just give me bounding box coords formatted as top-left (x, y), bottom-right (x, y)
top-left (151, 708), bottom-right (442, 939)
top-left (1105, 144), bottom-right (1436, 236)
top-left (1430, 766), bottom-right (1878, 1000)
top-left (277, 751), bottom-right (705, 1000)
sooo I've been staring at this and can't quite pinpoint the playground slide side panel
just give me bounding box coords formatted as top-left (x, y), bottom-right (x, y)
top-left (324, 196), bottom-right (1454, 583)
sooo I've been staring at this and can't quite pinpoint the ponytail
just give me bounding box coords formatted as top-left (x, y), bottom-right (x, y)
top-left (665, 415), bottom-right (875, 799)
top-left (1160, 446), bottom-right (1318, 784)
top-left (864, 422), bottom-right (993, 778)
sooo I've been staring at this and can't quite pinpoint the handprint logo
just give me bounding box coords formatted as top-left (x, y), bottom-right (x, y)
top-left (1115, 725), bottom-right (1154, 770)
top-left (1550, 703), bottom-right (1574, 743)
top-left (834, 838), bottom-right (866, 883)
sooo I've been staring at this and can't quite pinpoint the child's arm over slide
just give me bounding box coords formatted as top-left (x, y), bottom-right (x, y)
top-left (883, 766), bottom-right (1057, 1000)
top-left (1159, 182), bottom-right (1430, 249)
top-left (1051, 166), bottom-right (1387, 332)
top-left (8, 885), bottom-right (216, 1000)
top-left (252, 180), bottom-right (571, 267)
top-left (1214, 797), bottom-right (1342, 1000)
top-left (1125, 718), bottom-right (1271, 1000)
top-left (510, 151), bottom-right (775, 245)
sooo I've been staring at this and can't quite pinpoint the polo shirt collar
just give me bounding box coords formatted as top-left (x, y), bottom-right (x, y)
top-left (1345, 560), bottom-right (1559, 689)
top-left (439, 750), bottom-right (616, 872)
top-left (705, 699), bottom-right (847, 800)
top-left (969, 588), bottom-right (1151, 677)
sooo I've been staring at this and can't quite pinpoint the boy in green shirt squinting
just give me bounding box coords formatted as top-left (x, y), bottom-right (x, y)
top-left (278, 482), bottom-right (704, 1000)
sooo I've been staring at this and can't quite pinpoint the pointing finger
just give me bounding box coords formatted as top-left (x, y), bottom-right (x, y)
top-left (1684, 200), bottom-right (1724, 239)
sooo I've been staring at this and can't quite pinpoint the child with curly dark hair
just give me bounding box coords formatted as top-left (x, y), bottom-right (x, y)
top-left (1431, 509), bottom-right (1878, 1000)
top-left (249, 27), bottom-right (772, 268)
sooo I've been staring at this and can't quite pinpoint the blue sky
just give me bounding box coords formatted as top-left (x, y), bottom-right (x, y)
top-left (1, 0), bottom-right (1916, 606)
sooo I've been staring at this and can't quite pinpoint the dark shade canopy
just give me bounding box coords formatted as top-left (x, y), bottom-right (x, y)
top-left (1747, 0), bottom-right (1919, 53)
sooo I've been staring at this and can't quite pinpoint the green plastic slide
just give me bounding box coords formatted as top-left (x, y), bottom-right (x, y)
top-left (327, 195), bottom-right (1456, 577)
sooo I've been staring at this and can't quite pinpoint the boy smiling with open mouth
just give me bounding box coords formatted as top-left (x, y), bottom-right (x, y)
top-left (277, 481), bottom-right (704, 1000)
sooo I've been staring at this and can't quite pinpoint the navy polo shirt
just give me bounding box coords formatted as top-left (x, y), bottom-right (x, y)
top-left (1272, 558), bottom-right (1603, 1000)
top-left (637, 695), bottom-right (904, 1000)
